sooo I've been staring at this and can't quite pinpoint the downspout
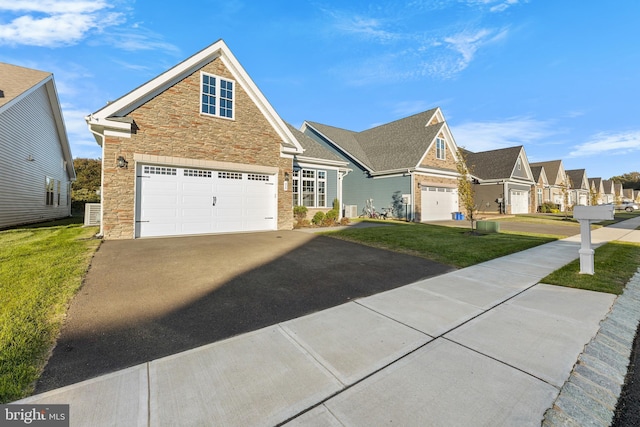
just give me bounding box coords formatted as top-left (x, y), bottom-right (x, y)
top-left (338, 169), bottom-right (351, 220)
top-left (410, 170), bottom-right (415, 222)
top-left (86, 119), bottom-right (105, 238)
top-left (503, 181), bottom-right (508, 214)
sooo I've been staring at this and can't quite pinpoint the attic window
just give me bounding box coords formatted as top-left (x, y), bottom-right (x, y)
top-left (517, 158), bottom-right (522, 170)
top-left (436, 137), bottom-right (446, 160)
top-left (201, 72), bottom-right (234, 119)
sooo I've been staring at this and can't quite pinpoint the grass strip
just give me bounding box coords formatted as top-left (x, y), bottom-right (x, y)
top-left (0, 224), bottom-right (100, 403)
top-left (327, 221), bottom-right (556, 268)
top-left (542, 241), bottom-right (640, 295)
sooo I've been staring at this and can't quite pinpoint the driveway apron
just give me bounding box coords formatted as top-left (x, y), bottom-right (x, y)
top-left (35, 230), bottom-right (453, 393)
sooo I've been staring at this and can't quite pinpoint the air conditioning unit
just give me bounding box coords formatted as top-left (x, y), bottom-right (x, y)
top-left (84, 203), bottom-right (102, 226)
top-left (344, 205), bottom-right (358, 218)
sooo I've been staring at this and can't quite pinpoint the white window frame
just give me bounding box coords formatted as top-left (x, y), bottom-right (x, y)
top-left (292, 168), bottom-right (328, 208)
top-left (45, 177), bottom-right (55, 206)
top-left (201, 72), bottom-right (235, 119)
top-left (436, 137), bottom-right (446, 160)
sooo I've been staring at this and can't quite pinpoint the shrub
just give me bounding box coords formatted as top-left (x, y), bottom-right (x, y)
top-left (340, 217), bottom-right (350, 226)
top-left (540, 202), bottom-right (557, 213)
top-left (293, 205), bottom-right (308, 221)
top-left (325, 209), bottom-right (338, 222)
top-left (333, 198), bottom-right (340, 211)
top-left (312, 211), bottom-right (325, 225)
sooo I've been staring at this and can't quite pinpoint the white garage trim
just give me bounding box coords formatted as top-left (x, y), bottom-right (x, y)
top-left (421, 186), bottom-right (459, 221)
top-left (133, 153), bottom-right (279, 175)
top-left (135, 163), bottom-right (277, 238)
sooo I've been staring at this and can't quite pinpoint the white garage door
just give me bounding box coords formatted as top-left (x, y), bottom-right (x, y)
top-left (510, 190), bottom-right (529, 214)
top-left (421, 186), bottom-right (458, 221)
top-left (135, 164), bottom-right (277, 238)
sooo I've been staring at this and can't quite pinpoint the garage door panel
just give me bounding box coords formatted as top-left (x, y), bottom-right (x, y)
top-left (136, 164), bottom-right (276, 238)
top-left (421, 187), bottom-right (458, 221)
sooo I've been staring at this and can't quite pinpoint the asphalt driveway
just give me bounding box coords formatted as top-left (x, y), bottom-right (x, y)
top-left (36, 229), bottom-right (454, 393)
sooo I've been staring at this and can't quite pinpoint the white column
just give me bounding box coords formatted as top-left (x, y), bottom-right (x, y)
top-left (578, 219), bottom-right (595, 275)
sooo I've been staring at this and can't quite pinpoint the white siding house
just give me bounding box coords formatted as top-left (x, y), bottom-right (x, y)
top-left (0, 63), bottom-right (75, 228)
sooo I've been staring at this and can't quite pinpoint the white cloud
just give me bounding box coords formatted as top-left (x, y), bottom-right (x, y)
top-left (0, 1), bottom-right (123, 47)
top-left (324, 9), bottom-right (399, 43)
top-left (451, 117), bottom-right (557, 152)
top-left (462, 0), bottom-right (522, 13)
top-left (568, 131), bottom-right (640, 158)
top-left (442, 27), bottom-right (508, 74)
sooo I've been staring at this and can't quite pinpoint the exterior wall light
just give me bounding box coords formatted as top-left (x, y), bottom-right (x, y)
top-left (117, 156), bottom-right (128, 169)
top-left (284, 171), bottom-right (290, 191)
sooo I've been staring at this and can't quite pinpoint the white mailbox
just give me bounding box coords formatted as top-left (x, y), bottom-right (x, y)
top-left (573, 205), bottom-right (614, 274)
top-left (573, 205), bottom-right (614, 221)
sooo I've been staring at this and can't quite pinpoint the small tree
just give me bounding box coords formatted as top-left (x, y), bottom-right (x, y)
top-left (456, 148), bottom-right (478, 232)
top-left (562, 178), bottom-right (572, 219)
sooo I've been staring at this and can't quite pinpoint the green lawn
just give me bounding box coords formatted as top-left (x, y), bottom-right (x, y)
top-left (328, 221), bottom-right (556, 268)
top-left (542, 241), bottom-right (640, 295)
top-left (0, 223), bottom-right (100, 403)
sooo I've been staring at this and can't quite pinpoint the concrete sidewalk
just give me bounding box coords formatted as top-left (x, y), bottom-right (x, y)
top-left (14, 217), bottom-right (640, 426)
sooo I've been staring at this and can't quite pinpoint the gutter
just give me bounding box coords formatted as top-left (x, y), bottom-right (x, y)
top-left (85, 115), bottom-right (106, 238)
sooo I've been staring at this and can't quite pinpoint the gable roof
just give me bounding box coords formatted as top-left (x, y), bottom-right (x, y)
top-left (462, 145), bottom-right (531, 181)
top-left (0, 63), bottom-right (51, 110)
top-left (0, 62), bottom-right (75, 180)
top-left (285, 123), bottom-right (347, 166)
top-left (304, 108), bottom-right (455, 173)
top-left (530, 160), bottom-right (564, 186)
top-left (566, 169), bottom-right (588, 190)
top-left (530, 165), bottom-right (548, 184)
top-left (86, 39), bottom-right (302, 154)
top-left (588, 177), bottom-right (603, 191)
top-left (602, 179), bottom-right (615, 194)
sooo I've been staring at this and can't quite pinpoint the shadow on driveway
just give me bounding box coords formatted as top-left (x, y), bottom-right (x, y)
top-left (36, 230), bottom-right (454, 393)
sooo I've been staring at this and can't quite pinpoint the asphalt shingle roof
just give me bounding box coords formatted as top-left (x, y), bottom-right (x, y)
top-left (566, 169), bottom-right (587, 189)
top-left (306, 108), bottom-right (443, 172)
top-left (286, 123), bottom-right (344, 163)
top-left (0, 62), bottom-right (50, 109)
top-left (530, 160), bottom-right (563, 185)
top-left (462, 146), bottom-right (524, 180)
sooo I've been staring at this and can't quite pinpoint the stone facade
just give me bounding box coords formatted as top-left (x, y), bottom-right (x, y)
top-left (101, 57), bottom-right (293, 239)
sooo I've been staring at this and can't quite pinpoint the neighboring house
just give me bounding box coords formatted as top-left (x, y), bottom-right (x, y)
top-left (614, 183), bottom-right (624, 203)
top-left (529, 165), bottom-right (549, 212)
top-left (602, 180), bottom-right (615, 204)
top-left (566, 169), bottom-right (590, 207)
top-left (623, 188), bottom-right (636, 203)
top-left (588, 178), bottom-right (605, 205)
top-left (86, 40), bottom-right (304, 239)
top-left (530, 160), bottom-right (569, 211)
top-left (462, 146), bottom-right (535, 215)
top-left (285, 123), bottom-right (350, 218)
top-left (301, 108), bottom-right (462, 222)
top-left (0, 62), bottom-right (75, 228)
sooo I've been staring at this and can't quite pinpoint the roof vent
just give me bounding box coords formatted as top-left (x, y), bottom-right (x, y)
top-left (0, 89), bottom-right (4, 98)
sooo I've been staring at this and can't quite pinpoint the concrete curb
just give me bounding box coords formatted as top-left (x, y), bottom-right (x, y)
top-left (543, 268), bottom-right (640, 427)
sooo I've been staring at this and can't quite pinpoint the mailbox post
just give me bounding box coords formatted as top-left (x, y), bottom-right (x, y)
top-left (573, 205), bottom-right (614, 275)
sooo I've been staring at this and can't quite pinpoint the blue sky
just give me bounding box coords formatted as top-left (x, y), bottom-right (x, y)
top-left (1, 0), bottom-right (638, 180)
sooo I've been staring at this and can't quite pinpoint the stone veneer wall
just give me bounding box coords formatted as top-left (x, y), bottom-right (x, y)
top-left (101, 57), bottom-right (293, 239)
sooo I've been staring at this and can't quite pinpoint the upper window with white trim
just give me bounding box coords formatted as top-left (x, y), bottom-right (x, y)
top-left (436, 137), bottom-right (446, 160)
top-left (201, 72), bottom-right (234, 119)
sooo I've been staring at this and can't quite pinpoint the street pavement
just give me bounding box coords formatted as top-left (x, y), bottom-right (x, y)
top-left (13, 217), bottom-right (640, 426)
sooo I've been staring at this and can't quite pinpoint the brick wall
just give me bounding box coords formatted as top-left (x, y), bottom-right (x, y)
top-left (101, 57), bottom-right (293, 239)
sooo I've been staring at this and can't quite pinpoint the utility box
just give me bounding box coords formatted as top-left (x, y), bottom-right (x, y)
top-left (476, 220), bottom-right (500, 233)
